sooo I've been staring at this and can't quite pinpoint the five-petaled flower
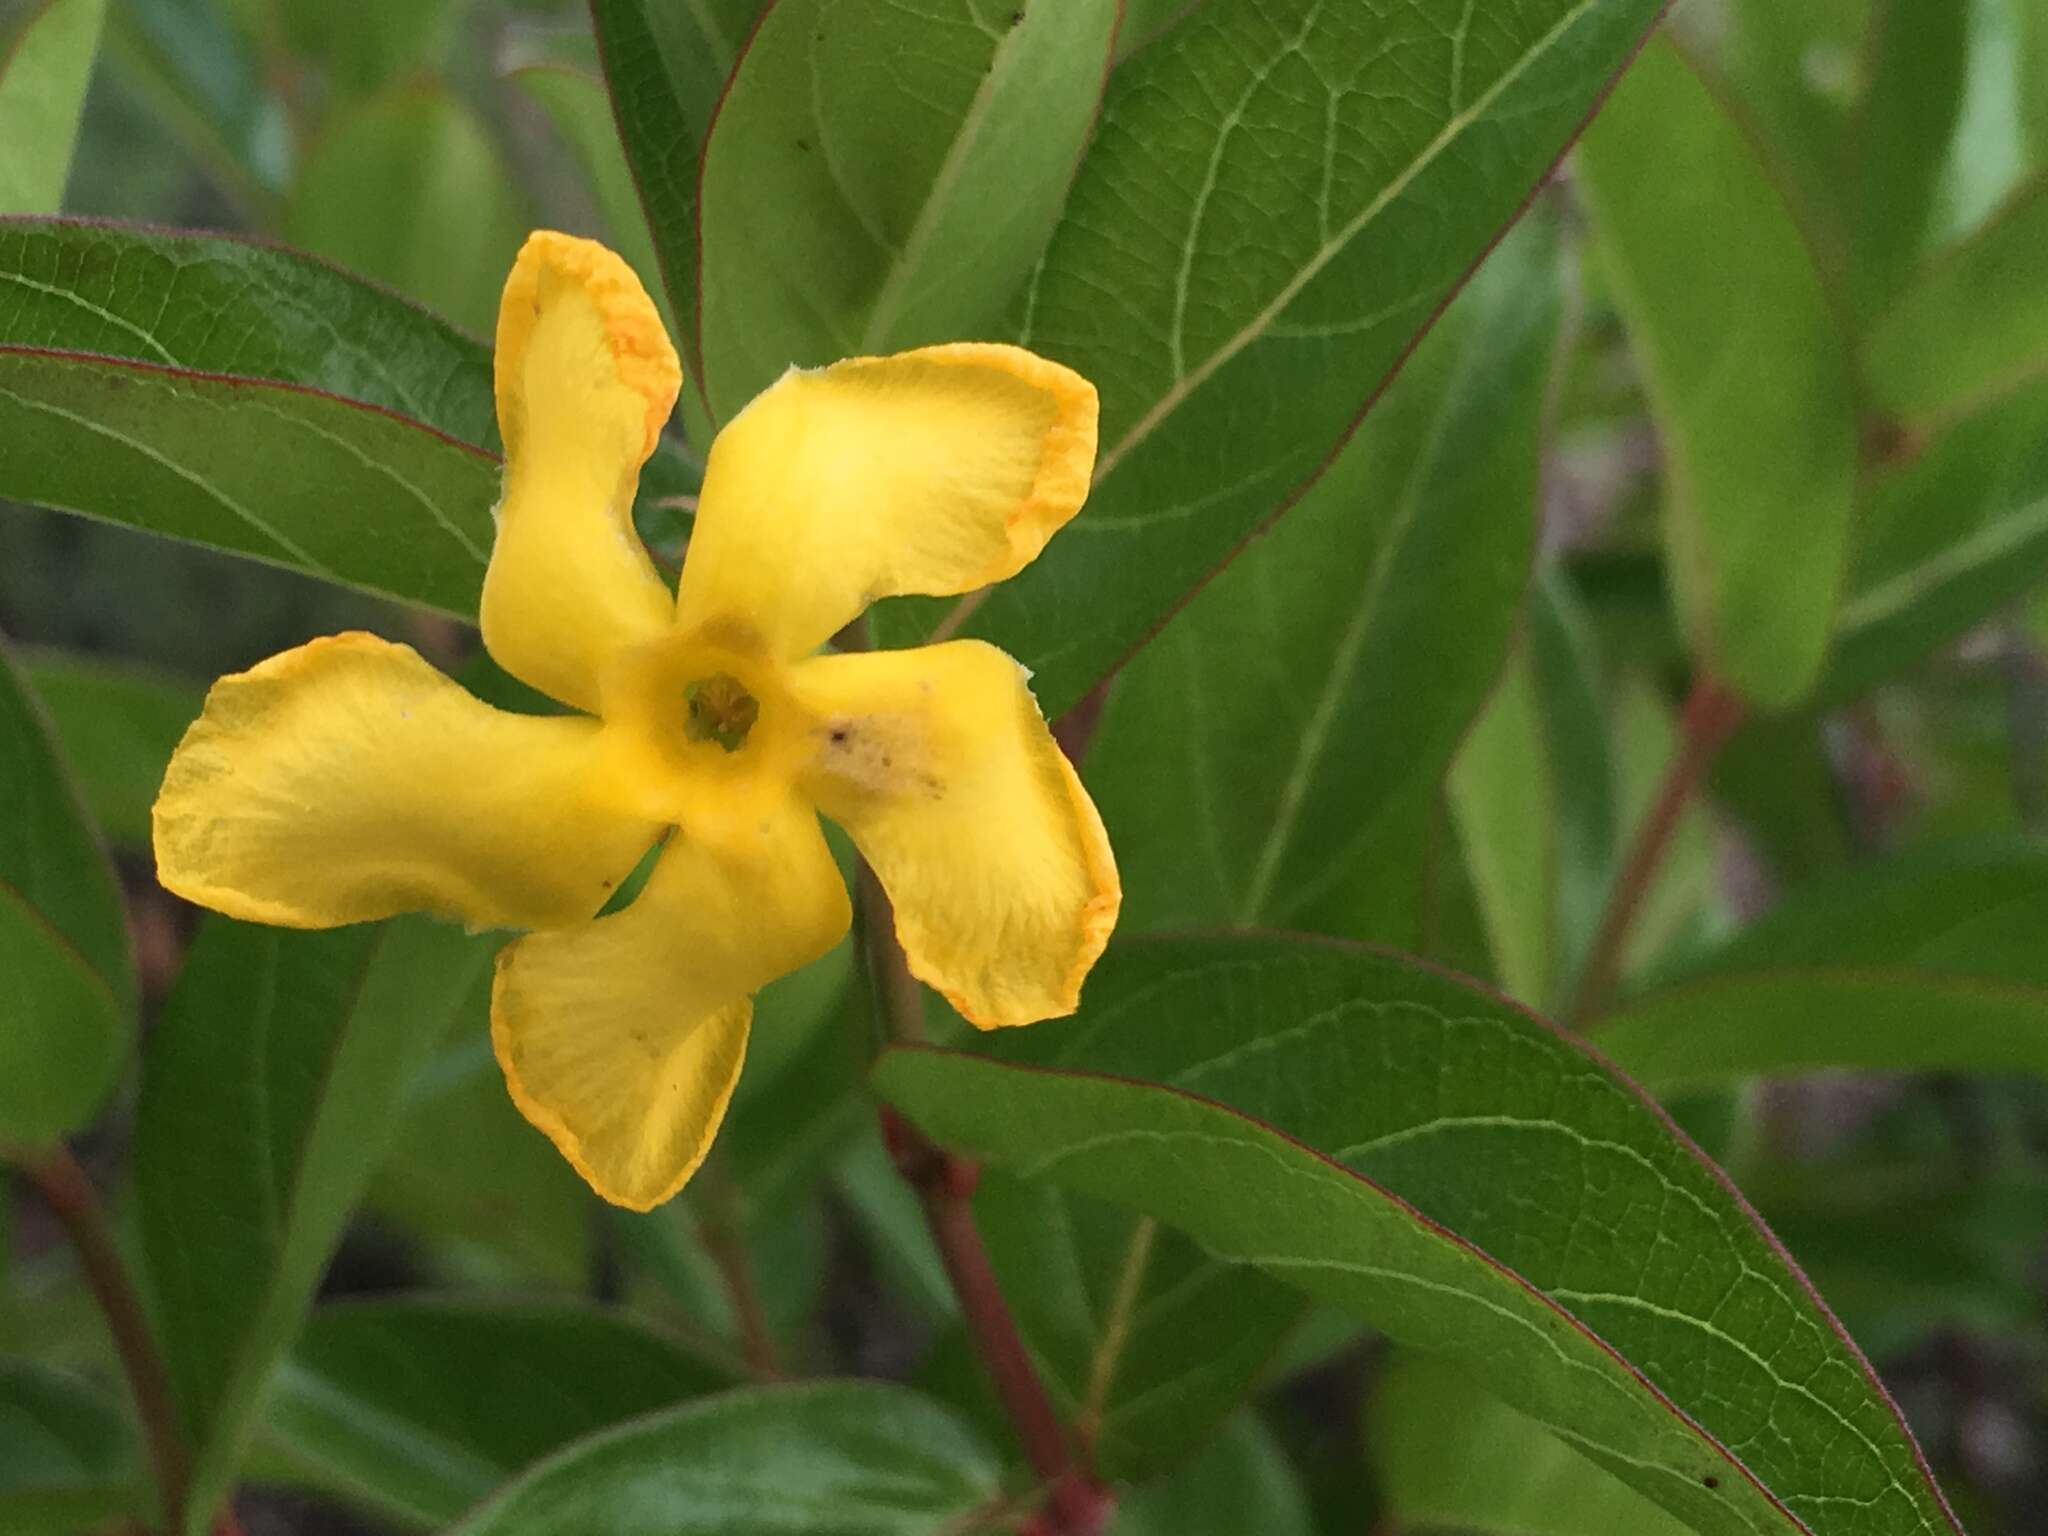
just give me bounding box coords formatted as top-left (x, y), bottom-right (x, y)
top-left (152, 232), bottom-right (1121, 1210)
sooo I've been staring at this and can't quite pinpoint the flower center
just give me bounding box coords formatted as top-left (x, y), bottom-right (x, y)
top-left (683, 673), bottom-right (759, 753)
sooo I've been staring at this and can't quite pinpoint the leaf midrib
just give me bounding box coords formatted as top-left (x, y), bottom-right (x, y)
top-left (855, 0), bottom-right (1049, 353)
top-left (1090, 0), bottom-right (1602, 486)
top-left (1234, 293), bottom-right (1492, 924)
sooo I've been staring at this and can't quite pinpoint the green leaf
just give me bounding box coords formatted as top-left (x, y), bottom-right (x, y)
top-left (19, 650), bottom-right (201, 846)
top-left (1109, 1412), bottom-right (1313, 1536)
top-left (263, 1298), bottom-right (734, 1529)
top-left (0, 346), bottom-right (497, 616)
top-left (507, 64), bottom-right (671, 332)
top-left (0, 638), bottom-right (134, 1144)
top-left (873, 0), bottom-right (1668, 715)
top-left (1526, 566), bottom-right (1623, 991)
top-left (0, 0), bottom-right (106, 215)
top-left (1863, 175), bottom-right (2048, 430)
top-left (1575, 36), bottom-right (1858, 709)
top-left (0, 216), bottom-right (498, 444)
top-left (101, 0), bottom-right (279, 219)
top-left (0, 1356), bottom-right (141, 1533)
top-left (1822, 378), bottom-right (2048, 702)
top-left (971, 1171), bottom-right (1301, 1479)
top-left (1450, 645), bottom-right (1555, 1006)
top-left (1936, 0), bottom-right (2033, 240)
top-left (446, 1382), bottom-right (1002, 1536)
top-left (285, 86), bottom-right (527, 336)
top-left (1713, 0), bottom-right (1861, 269)
top-left (1843, 0), bottom-right (1970, 322)
top-left (1590, 843), bottom-right (2048, 1090)
top-left (694, 0), bottom-right (1118, 421)
top-left (1371, 1351), bottom-right (1691, 1536)
top-left (1087, 217), bottom-right (1555, 936)
top-left (874, 936), bottom-right (1964, 1536)
top-left (589, 0), bottom-right (752, 389)
top-left (135, 916), bottom-right (496, 1534)
top-left (0, 217), bottom-right (696, 589)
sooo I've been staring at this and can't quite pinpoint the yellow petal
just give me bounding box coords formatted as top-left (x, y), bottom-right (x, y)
top-left (491, 798), bottom-right (851, 1210)
top-left (153, 632), bottom-right (660, 930)
top-left (485, 231), bottom-right (681, 711)
top-left (677, 344), bottom-right (1097, 659)
top-left (793, 641), bottom-right (1119, 1028)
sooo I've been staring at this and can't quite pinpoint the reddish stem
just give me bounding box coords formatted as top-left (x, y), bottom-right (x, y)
top-left (14, 1145), bottom-right (191, 1534)
top-left (1568, 675), bottom-right (1746, 1023)
top-left (694, 1148), bottom-right (782, 1378)
top-left (860, 871), bottom-right (1110, 1536)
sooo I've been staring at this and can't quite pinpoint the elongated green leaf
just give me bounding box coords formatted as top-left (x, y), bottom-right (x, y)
top-left (1576, 37), bottom-right (1857, 709)
top-left (507, 64), bottom-right (670, 331)
top-left (1845, 0), bottom-right (1969, 322)
top-left (0, 0), bottom-right (105, 214)
top-left (875, 936), bottom-right (1964, 1536)
top-left (588, 0), bottom-right (752, 381)
top-left (1714, 0), bottom-right (1861, 265)
top-left (286, 87), bottom-right (527, 336)
top-left (0, 216), bottom-right (497, 443)
top-left (136, 916), bottom-right (495, 1534)
top-left (0, 217), bottom-right (697, 566)
top-left (19, 650), bottom-right (201, 845)
top-left (1451, 646), bottom-right (1555, 1006)
top-left (971, 1171), bottom-right (1301, 1479)
top-left (1527, 566), bottom-right (1622, 991)
top-left (0, 639), bottom-right (134, 1144)
top-left (0, 347), bottom-right (496, 615)
top-left (1088, 217), bottom-right (1555, 936)
top-left (0, 1357), bottom-right (141, 1532)
top-left (1591, 843), bottom-right (2048, 1090)
top-left (1936, 0), bottom-right (2033, 240)
top-left (695, 0), bottom-right (1117, 421)
top-left (264, 1299), bottom-right (733, 1529)
top-left (1110, 1412), bottom-right (1313, 1536)
top-left (102, 0), bottom-right (278, 218)
top-left (1372, 1352), bottom-right (1690, 1536)
top-left (447, 1382), bottom-right (1002, 1535)
top-left (1822, 378), bottom-right (2048, 702)
top-left (1864, 175), bottom-right (2048, 429)
top-left (870, 0), bottom-right (1667, 715)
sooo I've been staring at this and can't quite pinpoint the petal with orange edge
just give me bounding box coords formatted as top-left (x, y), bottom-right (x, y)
top-left (676, 344), bottom-right (1096, 659)
top-left (491, 798), bottom-right (851, 1210)
top-left (793, 640), bottom-right (1118, 1028)
top-left (485, 231), bottom-right (681, 712)
top-left (152, 632), bottom-right (660, 931)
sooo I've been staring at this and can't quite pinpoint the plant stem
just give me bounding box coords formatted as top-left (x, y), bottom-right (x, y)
top-left (13, 1144), bottom-right (190, 1534)
top-left (1567, 675), bottom-right (1746, 1024)
top-left (859, 868), bottom-right (1110, 1536)
top-left (694, 1148), bottom-right (782, 1377)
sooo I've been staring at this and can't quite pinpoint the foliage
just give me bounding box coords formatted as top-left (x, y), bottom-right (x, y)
top-left (4, 1), bottom-right (2048, 1533)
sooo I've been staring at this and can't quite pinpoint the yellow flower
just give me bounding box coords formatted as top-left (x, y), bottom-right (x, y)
top-left (151, 232), bottom-right (1120, 1210)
